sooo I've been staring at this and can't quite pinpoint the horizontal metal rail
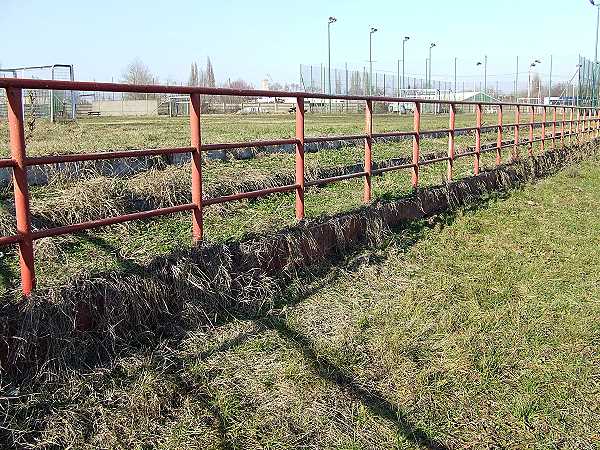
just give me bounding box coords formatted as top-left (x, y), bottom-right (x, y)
top-left (26, 147), bottom-right (195, 166)
top-left (0, 159), bottom-right (16, 168)
top-left (0, 235), bottom-right (21, 246)
top-left (305, 171), bottom-right (367, 187)
top-left (31, 203), bottom-right (196, 240)
top-left (203, 138), bottom-right (298, 151)
top-left (372, 162), bottom-right (415, 175)
top-left (371, 131), bottom-right (416, 138)
top-left (203, 184), bottom-right (297, 206)
top-left (419, 156), bottom-right (450, 165)
top-left (305, 134), bottom-right (367, 143)
top-left (0, 77), bottom-right (593, 109)
top-left (0, 77), bottom-right (597, 296)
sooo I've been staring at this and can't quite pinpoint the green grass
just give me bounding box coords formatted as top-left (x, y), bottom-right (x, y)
top-left (4, 155), bottom-right (600, 448)
top-left (1, 112), bottom-right (501, 156)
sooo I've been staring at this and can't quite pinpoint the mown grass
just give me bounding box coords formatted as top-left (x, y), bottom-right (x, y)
top-left (3, 152), bottom-right (600, 449)
top-left (0, 112), bottom-right (523, 295)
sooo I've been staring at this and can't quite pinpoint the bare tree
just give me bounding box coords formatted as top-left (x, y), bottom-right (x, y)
top-left (188, 62), bottom-right (199, 86)
top-left (206, 57), bottom-right (215, 87)
top-left (121, 58), bottom-right (155, 99)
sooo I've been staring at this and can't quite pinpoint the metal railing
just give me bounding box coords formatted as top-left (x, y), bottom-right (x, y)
top-left (0, 77), bottom-right (598, 295)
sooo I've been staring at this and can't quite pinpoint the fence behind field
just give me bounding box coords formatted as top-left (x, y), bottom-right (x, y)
top-left (0, 77), bottom-right (597, 295)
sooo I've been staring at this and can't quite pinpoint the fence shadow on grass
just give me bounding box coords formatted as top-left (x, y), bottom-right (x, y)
top-left (259, 315), bottom-right (450, 450)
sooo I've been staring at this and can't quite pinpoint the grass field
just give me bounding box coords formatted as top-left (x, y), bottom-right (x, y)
top-left (3, 152), bottom-right (600, 448)
top-left (0, 112), bottom-right (551, 296)
top-left (1, 112), bottom-right (508, 156)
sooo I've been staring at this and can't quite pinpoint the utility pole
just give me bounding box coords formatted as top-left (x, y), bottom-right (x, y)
top-left (528, 59), bottom-right (541, 102)
top-left (402, 36), bottom-right (410, 93)
top-left (515, 56), bottom-right (519, 102)
top-left (428, 43), bottom-right (436, 88)
top-left (327, 16), bottom-right (337, 112)
top-left (484, 55), bottom-right (488, 95)
top-left (369, 26), bottom-right (378, 95)
top-left (549, 54), bottom-right (553, 101)
top-left (454, 57), bottom-right (457, 99)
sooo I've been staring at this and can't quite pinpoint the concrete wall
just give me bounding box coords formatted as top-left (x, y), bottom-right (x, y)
top-left (92, 99), bottom-right (159, 116)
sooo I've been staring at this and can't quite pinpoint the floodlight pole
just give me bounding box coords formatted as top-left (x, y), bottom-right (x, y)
top-left (528, 59), bottom-right (541, 102)
top-left (328, 16), bottom-right (337, 112)
top-left (428, 43), bottom-right (436, 89)
top-left (594, 1), bottom-right (600, 63)
top-left (484, 55), bottom-right (488, 96)
top-left (402, 36), bottom-right (409, 92)
top-left (369, 27), bottom-right (377, 95)
top-left (454, 57), bottom-right (457, 100)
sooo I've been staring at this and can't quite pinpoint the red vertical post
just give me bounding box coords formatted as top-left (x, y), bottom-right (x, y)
top-left (528, 105), bottom-right (534, 157)
top-left (569, 108), bottom-right (574, 145)
top-left (496, 105), bottom-right (503, 166)
top-left (295, 97), bottom-right (305, 219)
top-left (474, 103), bottom-right (482, 175)
top-left (561, 107), bottom-right (565, 147)
top-left (552, 106), bottom-right (557, 148)
top-left (412, 102), bottom-right (421, 189)
top-left (364, 99), bottom-right (373, 202)
top-left (541, 106), bottom-right (546, 152)
top-left (585, 109), bottom-right (589, 140)
top-left (576, 108), bottom-right (580, 145)
top-left (447, 103), bottom-right (456, 180)
top-left (189, 93), bottom-right (203, 241)
top-left (7, 87), bottom-right (35, 295)
top-left (514, 105), bottom-right (520, 160)
top-left (588, 109), bottom-right (592, 140)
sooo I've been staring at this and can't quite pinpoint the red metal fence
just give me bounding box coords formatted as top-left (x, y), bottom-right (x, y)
top-left (0, 78), bottom-right (598, 295)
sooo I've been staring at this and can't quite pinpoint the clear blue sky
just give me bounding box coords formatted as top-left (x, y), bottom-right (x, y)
top-left (1, 0), bottom-right (597, 90)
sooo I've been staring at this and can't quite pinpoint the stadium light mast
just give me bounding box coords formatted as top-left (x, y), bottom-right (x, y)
top-left (328, 16), bottom-right (337, 112)
top-left (428, 42), bottom-right (436, 89)
top-left (402, 36), bottom-right (410, 92)
top-left (590, 0), bottom-right (600, 62)
top-left (369, 26), bottom-right (378, 95)
top-left (528, 59), bottom-right (541, 102)
top-left (476, 55), bottom-right (488, 98)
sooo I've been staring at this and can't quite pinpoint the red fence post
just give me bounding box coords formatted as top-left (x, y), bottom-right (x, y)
top-left (295, 97), bottom-right (305, 219)
top-left (474, 103), bottom-right (482, 175)
top-left (447, 103), bottom-right (456, 180)
top-left (412, 102), bottom-right (421, 189)
top-left (570, 108), bottom-right (574, 145)
top-left (7, 87), bottom-right (35, 295)
top-left (541, 106), bottom-right (546, 152)
top-left (576, 109), bottom-right (580, 146)
top-left (189, 93), bottom-right (203, 241)
top-left (528, 105), bottom-right (534, 157)
top-left (496, 105), bottom-right (503, 166)
top-left (552, 106), bottom-right (557, 149)
top-left (561, 107), bottom-right (565, 147)
top-left (364, 99), bottom-right (373, 202)
top-left (514, 105), bottom-right (520, 160)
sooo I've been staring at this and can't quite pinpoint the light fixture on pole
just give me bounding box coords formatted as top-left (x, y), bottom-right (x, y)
top-left (589, 1), bottom-right (600, 106)
top-left (476, 56), bottom-right (488, 98)
top-left (528, 59), bottom-right (541, 103)
top-left (327, 16), bottom-right (337, 112)
top-left (429, 42), bottom-right (436, 88)
top-left (369, 26), bottom-right (378, 95)
top-left (402, 36), bottom-right (410, 92)
top-left (590, 0), bottom-right (600, 63)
